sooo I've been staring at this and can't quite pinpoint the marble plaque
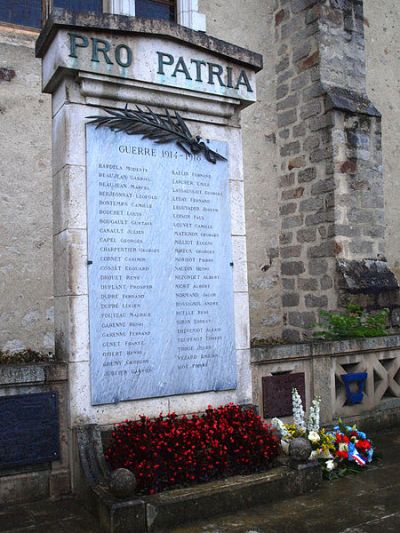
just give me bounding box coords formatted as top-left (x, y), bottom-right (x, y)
top-left (262, 373), bottom-right (306, 418)
top-left (86, 126), bottom-right (236, 405)
top-left (0, 392), bottom-right (60, 469)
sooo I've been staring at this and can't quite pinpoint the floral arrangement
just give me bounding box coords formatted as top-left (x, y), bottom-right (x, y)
top-left (271, 389), bottom-right (375, 478)
top-left (325, 419), bottom-right (375, 478)
top-left (105, 403), bottom-right (280, 494)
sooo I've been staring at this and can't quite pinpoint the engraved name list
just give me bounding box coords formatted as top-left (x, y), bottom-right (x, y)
top-left (87, 126), bottom-right (236, 405)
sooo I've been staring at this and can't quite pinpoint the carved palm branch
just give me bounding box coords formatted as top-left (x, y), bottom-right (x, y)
top-left (86, 105), bottom-right (227, 164)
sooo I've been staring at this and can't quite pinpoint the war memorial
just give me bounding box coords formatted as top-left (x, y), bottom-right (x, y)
top-left (1, 1), bottom-right (400, 531)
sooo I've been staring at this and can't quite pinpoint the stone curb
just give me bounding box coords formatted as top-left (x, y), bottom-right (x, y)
top-left (90, 464), bottom-right (321, 532)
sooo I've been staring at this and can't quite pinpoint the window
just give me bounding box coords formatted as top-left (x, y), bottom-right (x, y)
top-left (0, 0), bottom-right (200, 31)
top-left (53, 1), bottom-right (103, 15)
top-left (0, 1), bottom-right (102, 29)
top-left (136, 0), bottom-right (176, 22)
top-left (0, 0), bottom-right (42, 29)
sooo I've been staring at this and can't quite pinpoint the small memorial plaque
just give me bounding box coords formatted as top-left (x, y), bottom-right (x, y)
top-left (262, 372), bottom-right (306, 418)
top-left (87, 126), bottom-right (236, 404)
top-left (0, 392), bottom-right (60, 470)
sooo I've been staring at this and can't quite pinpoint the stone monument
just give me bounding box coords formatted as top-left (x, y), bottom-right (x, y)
top-left (36, 9), bottom-right (262, 488)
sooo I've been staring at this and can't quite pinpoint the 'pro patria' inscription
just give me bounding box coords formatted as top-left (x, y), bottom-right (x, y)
top-left (64, 32), bottom-right (256, 102)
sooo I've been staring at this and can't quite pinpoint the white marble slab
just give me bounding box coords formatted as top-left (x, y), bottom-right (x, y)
top-left (86, 126), bottom-right (237, 404)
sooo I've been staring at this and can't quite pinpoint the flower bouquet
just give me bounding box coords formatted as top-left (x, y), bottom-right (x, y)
top-left (323, 418), bottom-right (375, 478)
top-left (272, 389), bottom-right (335, 460)
top-left (271, 389), bottom-right (375, 479)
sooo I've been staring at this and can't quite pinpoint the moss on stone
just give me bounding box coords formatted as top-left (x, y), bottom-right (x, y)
top-left (0, 349), bottom-right (54, 365)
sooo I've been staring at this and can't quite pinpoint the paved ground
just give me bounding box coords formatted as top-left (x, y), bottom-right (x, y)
top-left (0, 427), bottom-right (399, 532)
top-left (0, 498), bottom-right (99, 533)
top-left (171, 427), bottom-right (400, 533)
top-left (0, 499), bottom-right (99, 533)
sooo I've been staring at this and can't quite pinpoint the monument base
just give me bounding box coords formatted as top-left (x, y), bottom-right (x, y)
top-left (76, 425), bottom-right (321, 533)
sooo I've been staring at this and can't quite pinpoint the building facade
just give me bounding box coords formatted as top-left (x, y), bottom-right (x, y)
top-left (1, 1), bottom-right (400, 354)
top-left (1, 0), bottom-right (400, 506)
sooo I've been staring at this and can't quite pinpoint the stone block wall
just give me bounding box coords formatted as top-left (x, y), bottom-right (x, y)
top-left (275, 0), bottom-right (338, 341)
top-left (274, 0), bottom-right (396, 341)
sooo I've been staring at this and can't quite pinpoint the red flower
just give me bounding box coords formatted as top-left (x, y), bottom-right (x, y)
top-left (336, 450), bottom-right (349, 459)
top-left (104, 404), bottom-right (279, 494)
top-left (356, 439), bottom-right (371, 452)
top-left (336, 433), bottom-right (350, 444)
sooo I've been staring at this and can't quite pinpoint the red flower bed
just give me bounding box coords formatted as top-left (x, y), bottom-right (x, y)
top-left (105, 403), bottom-right (280, 494)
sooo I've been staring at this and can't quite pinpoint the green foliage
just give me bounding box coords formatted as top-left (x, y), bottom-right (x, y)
top-left (313, 305), bottom-right (389, 341)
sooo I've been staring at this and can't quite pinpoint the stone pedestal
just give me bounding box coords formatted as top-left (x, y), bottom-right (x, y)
top-left (36, 9), bottom-right (261, 490)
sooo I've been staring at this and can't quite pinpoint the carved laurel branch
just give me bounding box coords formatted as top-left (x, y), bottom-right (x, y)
top-left (86, 105), bottom-right (227, 164)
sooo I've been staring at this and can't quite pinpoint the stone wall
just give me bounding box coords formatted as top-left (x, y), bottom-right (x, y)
top-left (274, 0), bottom-right (337, 342)
top-left (0, 27), bottom-right (53, 353)
top-left (364, 1), bottom-right (400, 281)
top-left (200, 0), bottom-right (283, 344)
top-left (274, 0), bottom-right (395, 341)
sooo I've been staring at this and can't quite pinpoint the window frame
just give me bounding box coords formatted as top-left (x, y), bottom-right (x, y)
top-left (0, 0), bottom-right (205, 33)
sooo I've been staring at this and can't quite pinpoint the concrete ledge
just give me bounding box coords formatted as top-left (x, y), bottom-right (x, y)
top-left (252, 342), bottom-right (311, 364)
top-left (0, 362), bottom-right (68, 386)
top-left (251, 335), bottom-right (400, 364)
top-left (335, 405), bottom-right (400, 433)
top-left (251, 335), bottom-right (400, 428)
top-left (311, 334), bottom-right (400, 357)
top-left (0, 470), bottom-right (49, 505)
top-left (77, 426), bottom-right (321, 532)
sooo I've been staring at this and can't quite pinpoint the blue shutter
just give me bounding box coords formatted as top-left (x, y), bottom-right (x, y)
top-left (136, 0), bottom-right (176, 22)
top-left (0, 0), bottom-right (42, 28)
top-left (0, 1), bottom-right (176, 29)
top-left (54, 1), bottom-right (103, 14)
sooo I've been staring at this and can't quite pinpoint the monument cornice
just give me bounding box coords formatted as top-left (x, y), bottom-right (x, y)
top-left (35, 8), bottom-right (263, 72)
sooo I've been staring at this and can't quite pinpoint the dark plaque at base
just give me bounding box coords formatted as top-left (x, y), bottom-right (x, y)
top-left (262, 372), bottom-right (306, 418)
top-left (0, 392), bottom-right (60, 470)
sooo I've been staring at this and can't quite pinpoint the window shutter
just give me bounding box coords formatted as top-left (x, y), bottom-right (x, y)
top-left (0, 0), bottom-right (42, 29)
top-left (53, 1), bottom-right (103, 14)
top-left (135, 0), bottom-right (176, 22)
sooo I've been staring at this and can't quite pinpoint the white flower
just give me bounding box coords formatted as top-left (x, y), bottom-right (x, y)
top-left (281, 439), bottom-right (290, 455)
top-left (308, 431), bottom-right (320, 444)
top-left (271, 417), bottom-right (288, 438)
top-left (292, 388), bottom-right (306, 432)
top-left (307, 397), bottom-right (321, 433)
top-left (338, 442), bottom-right (348, 452)
top-left (310, 450), bottom-right (320, 460)
top-left (325, 459), bottom-right (336, 471)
